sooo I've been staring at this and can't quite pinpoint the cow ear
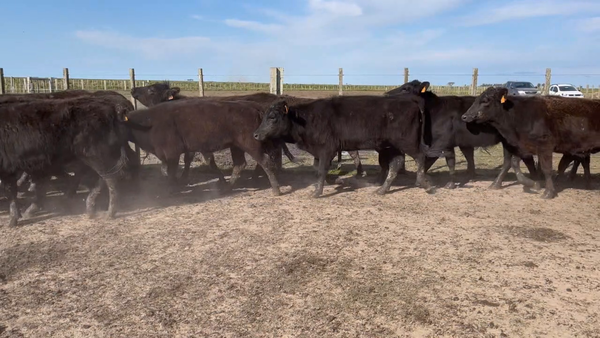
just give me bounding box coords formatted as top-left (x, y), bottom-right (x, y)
top-left (497, 88), bottom-right (508, 103)
top-left (171, 87), bottom-right (181, 94)
top-left (420, 82), bottom-right (430, 93)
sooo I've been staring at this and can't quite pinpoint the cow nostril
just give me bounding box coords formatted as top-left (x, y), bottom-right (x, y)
top-left (253, 133), bottom-right (259, 140)
top-left (477, 111), bottom-right (482, 117)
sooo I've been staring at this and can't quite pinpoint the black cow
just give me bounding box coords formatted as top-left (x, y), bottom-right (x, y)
top-left (131, 83), bottom-right (365, 177)
top-left (556, 153), bottom-right (593, 188)
top-left (1, 90), bottom-right (140, 195)
top-left (253, 95), bottom-right (435, 197)
top-left (0, 96), bottom-right (132, 226)
top-left (462, 87), bottom-right (600, 198)
top-left (124, 98), bottom-right (282, 195)
top-left (386, 80), bottom-right (539, 189)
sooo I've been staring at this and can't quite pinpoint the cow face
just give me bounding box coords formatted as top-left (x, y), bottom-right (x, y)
top-left (253, 100), bottom-right (290, 141)
top-left (461, 87), bottom-right (508, 123)
top-left (130, 83), bottom-right (181, 107)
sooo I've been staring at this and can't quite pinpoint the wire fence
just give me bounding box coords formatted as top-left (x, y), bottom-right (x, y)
top-left (3, 68), bottom-right (600, 98)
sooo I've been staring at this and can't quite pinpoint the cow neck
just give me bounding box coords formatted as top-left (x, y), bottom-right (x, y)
top-left (286, 109), bottom-right (306, 144)
top-left (485, 106), bottom-right (521, 148)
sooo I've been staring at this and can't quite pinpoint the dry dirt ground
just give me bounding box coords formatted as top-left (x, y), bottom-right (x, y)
top-left (1, 91), bottom-right (600, 337)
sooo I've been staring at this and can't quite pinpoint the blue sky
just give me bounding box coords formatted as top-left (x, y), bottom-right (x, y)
top-left (2, 0), bottom-right (600, 86)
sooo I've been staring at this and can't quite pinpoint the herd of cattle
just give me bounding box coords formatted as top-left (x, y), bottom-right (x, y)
top-left (0, 79), bottom-right (599, 227)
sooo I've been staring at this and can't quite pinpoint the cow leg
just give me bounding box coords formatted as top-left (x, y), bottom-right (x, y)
top-left (17, 171), bottom-right (30, 188)
top-left (23, 175), bottom-right (49, 219)
top-left (228, 147), bottom-right (247, 189)
top-left (538, 151), bottom-right (556, 199)
top-left (569, 159), bottom-right (581, 182)
top-left (521, 155), bottom-right (540, 182)
top-left (489, 147), bottom-right (513, 190)
top-left (166, 159), bottom-right (180, 194)
top-left (201, 153), bottom-right (226, 186)
top-left (104, 177), bottom-right (119, 218)
top-left (2, 176), bottom-right (21, 227)
top-left (181, 151), bottom-right (195, 183)
top-left (313, 151), bottom-right (334, 198)
top-left (557, 154), bottom-right (573, 178)
top-left (444, 149), bottom-right (457, 189)
top-left (377, 152), bottom-right (389, 184)
top-left (376, 153), bottom-right (404, 195)
top-left (582, 155), bottom-right (591, 189)
top-left (414, 154), bottom-right (434, 193)
top-left (248, 150), bottom-right (281, 196)
top-left (281, 143), bottom-right (297, 164)
top-left (85, 178), bottom-right (106, 218)
top-left (348, 151), bottom-right (365, 177)
top-left (459, 146), bottom-right (476, 178)
top-left (509, 155), bottom-right (539, 190)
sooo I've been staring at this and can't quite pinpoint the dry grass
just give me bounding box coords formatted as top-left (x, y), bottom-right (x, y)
top-left (1, 91), bottom-right (600, 338)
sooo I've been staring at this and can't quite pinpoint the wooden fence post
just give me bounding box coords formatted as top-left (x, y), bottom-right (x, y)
top-left (48, 77), bottom-right (54, 93)
top-left (403, 68), bottom-right (409, 84)
top-left (338, 68), bottom-right (343, 96)
top-left (270, 67), bottom-right (283, 95)
top-left (63, 68), bottom-right (70, 90)
top-left (26, 77), bottom-right (32, 93)
top-left (0, 68), bottom-right (5, 94)
top-left (544, 68), bottom-right (551, 95)
top-left (471, 68), bottom-right (478, 96)
top-left (129, 68), bottom-right (137, 109)
top-left (198, 68), bottom-right (205, 97)
top-left (103, 80), bottom-right (107, 90)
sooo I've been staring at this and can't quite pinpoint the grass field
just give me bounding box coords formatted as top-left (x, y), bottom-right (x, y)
top-left (1, 90), bottom-right (600, 337)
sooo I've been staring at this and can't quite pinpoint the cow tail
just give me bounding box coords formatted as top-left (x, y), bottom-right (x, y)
top-left (416, 97), bottom-right (431, 155)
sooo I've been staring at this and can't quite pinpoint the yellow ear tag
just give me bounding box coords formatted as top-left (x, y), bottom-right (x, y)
top-left (421, 86), bottom-right (426, 93)
top-left (500, 95), bottom-right (507, 104)
top-left (124, 116), bottom-right (128, 121)
top-left (284, 105), bottom-right (289, 114)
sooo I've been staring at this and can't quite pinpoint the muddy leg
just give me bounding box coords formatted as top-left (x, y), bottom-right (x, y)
top-left (2, 177), bottom-right (21, 227)
top-left (104, 177), bottom-right (119, 218)
top-left (165, 159), bottom-right (180, 194)
top-left (459, 146), bottom-right (476, 179)
top-left (376, 153), bottom-right (404, 195)
top-left (414, 154), bottom-right (434, 193)
top-left (489, 147), bottom-right (514, 190)
top-left (444, 149), bottom-right (457, 189)
top-left (23, 175), bottom-right (49, 219)
top-left (85, 178), bottom-right (105, 218)
top-left (17, 172), bottom-right (30, 187)
top-left (349, 151), bottom-right (364, 177)
top-left (251, 153), bottom-right (281, 196)
top-left (377, 150), bottom-right (390, 184)
top-left (512, 155), bottom-right (540, 190)
top-left (538, 151), bottom-right (556, 199)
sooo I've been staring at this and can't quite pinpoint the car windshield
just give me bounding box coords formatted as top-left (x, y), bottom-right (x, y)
top-left (558, 85), bottom-right (577, 91)
top-left (512, 82), bottom-right (536, 89)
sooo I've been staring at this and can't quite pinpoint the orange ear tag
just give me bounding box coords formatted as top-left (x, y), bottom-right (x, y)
top-left (500, 95), bottom-right (506, 104)
top-left (421, 87), bottom-right (426, 93)
top-left (284, 105), bottom-right (289, 114)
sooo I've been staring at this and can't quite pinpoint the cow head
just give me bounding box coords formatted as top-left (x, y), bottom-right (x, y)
top-left (461, 87), bottom-right (508, 123)
top-left (385, 80), bottom-right (430, 96)
top-left (253, 100), bottom-right (291, 141)
top-left (130, 82), bottom-right (181, 107)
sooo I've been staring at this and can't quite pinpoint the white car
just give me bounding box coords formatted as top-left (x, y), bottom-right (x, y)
top-left (549, 84), bottom-right (585, 98)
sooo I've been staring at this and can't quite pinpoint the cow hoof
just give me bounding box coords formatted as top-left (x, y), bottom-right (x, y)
top-left (271, 188), bottom-right (282, 196)
top-left (22, 206), bottom-right (40, 220)
top-left (541, 190), bottom-right (557, 199)
top-left (311, 192), bottom-right (322, 198)
top-left (8, 218), bottom-right (18, 227)
top-left (531, 182), bottom-right (542, 192)
top-left (375, 188), bottom-right (387, 195)
top-left (488, 182), bottom-right (502, 190)
top-left (444, 182), bottom-right (457, 190)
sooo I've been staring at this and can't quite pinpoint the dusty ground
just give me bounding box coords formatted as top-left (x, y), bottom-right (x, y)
top-left (1, 142), bottom-right (599, 338)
